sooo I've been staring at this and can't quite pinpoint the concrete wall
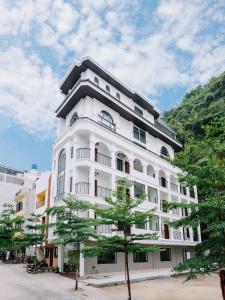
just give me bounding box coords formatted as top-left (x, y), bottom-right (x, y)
top-left (83, 246), bottom-right (194, 275)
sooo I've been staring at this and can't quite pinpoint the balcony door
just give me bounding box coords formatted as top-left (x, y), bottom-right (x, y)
top-left (164, 224), bottom-right (170, 239)
top-left (125, 161), bottom-right (130, 174)
top-left (95, 179), bottom-right (98, 197)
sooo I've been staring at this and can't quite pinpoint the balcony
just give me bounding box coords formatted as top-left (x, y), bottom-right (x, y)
top-left (75, 182), bottom-right (89, 195)
top-left (97, 224), bottom-right (113, 234)
top-left (173, 230), bottom-right (182, 240)
top-left (162, 229), bottom-right (171, 239)
top-left (76, 148), bottom-right (90, 159)
top-left (96, 186), bottom-right (112, 198)
top-left (95, 152), bottom-right (111, 167)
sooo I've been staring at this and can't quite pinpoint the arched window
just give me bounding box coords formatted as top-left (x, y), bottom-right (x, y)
top-left (116, 92), bottom-right (120, 100)
top-left (160, 146), bottom-right (170, 158)
top-left (133, 158), bottom-right (143, 173)
top-left (70, 112), bottom-right (78, 126)
top-left (99, 111), bottom-right (115, 131)
top-left (106, 85), bottom-right (110, 93)
top-left (94, 77), bottom-right (99, 85)
top-left (57, 149), bottom-right (66, 195)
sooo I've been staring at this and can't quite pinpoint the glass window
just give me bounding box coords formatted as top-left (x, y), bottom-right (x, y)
top-left (99, 111), bottom-right (115, 131)
top-left (94, 77), bottom-right (99, 85)
top-left (116, 92), bottom-right (120, 100)
top-left (117, 158), bottom-right (123, 171)
top-left (134, 182), bottom-right (145, 199)
top-left (70, 113), bottom-right (78, 126)
top-left (148, 187), bottom-right (158, 203)
top-left (133, 252), bottom-right (148, 263)
top-left (133, 126), bottom-right (146, 144)
top-left (135, 211), bottom-right (146, 229)
top-left (70, 147), bottom-right (73, 159)
top-left (69, 177), bottom-right (73, 193)
top-left (57, 149), bottom-right (66, 195)
top-left (149, 216), bottom-right (159, 231)
top-left (134, 106), bottom-right (143, 116)
top-left (160, 248), bottom-right (171, 261)
top-left (97, 253), bottom-right (116, 264)
top-left (106, 85), bottom-right (110, 93)
top-left (160, 146), bottom-right (170, 157)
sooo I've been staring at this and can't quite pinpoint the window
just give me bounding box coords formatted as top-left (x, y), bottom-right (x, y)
top-left (94, 77), bottom-right (99, 85)
top-left (54, 247), bottom-right (58, 258)
top-left (106, 85), bottom-right (110, 93)
top-left (134, 106), bottom-right (143, 116)
top-left (160, 248), bottom-right (171, 261)
top-left (70, 146), bottom-right (74, 159)
top-left (160, 146), bottom-right (170, 158)
top-left (116, 92), bottom-right (120, 100)
top-left (183, 249), bottom-right (191, 261)
top-left (97, 253), bottom-right (116, 264)
top-left (45, 248), bottom-right (50, 258)
top-left (149, 216), bottom-right (159, 231)
top-left (70, 113), bottom-right (78, 126)
top-left (133, 126), bottom-right (146, 144)
top-left (134, 182), bottom-right (145, 199)
top-left (148, 187), bottom-right (158, 203)
top-left (135, 211), bottom-right (146, 229)
top-left (99, 111), bottom-right (115, 131)
top-left (16, 201), bottom-right (23, 212)
top-left (57, 149), bottom-right (66, 195)
top-left (117, 158), bottom-right (123, 171)
top-left (133, 252), bottom-right (148, 263)
top-left (162, 200), bottom-right (169, 213)
top-left (69, 177), bottom-right (73, 193)
top-left (160, 176), bottom-right (167, 188)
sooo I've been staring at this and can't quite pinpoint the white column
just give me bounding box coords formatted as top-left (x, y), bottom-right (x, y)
top-left (111, 148), bottom-right (116, 169)
top-left (143, 163), bottom-right (148, 176)
top-left (111, 173), bottom-right (116, 193)
top-left (58, 245), bottom-right (65, 272)
top-left (89, 139), bottom-right (96, 162)
top-left (89, 166), bottom-right (95, 197)
top-left (79, 243), bottom-right (85, 276)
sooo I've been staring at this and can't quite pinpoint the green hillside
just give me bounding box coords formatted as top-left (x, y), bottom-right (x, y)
top-left (163, 72), bottom-right (225, 144)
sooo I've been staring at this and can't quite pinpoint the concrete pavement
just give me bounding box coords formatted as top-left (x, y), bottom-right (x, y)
top-left (0, 262), bottom-right (109, 300)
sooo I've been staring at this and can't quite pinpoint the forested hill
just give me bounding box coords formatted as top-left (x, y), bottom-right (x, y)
top-left (163, 72), bottom-right (225, 144)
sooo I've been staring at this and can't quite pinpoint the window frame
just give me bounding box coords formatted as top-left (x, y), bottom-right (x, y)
top-left (70, 112), bottom-right (78, 127)
top-left (134, 106), bottom-right (143, 116)
top-left (94, 76), bottom-right (99, 85)
top-left (133, 252), bottom-right (148, 263)
top-left (97, 252), bottom-right (117, 264)
top-left (99, 111), bottom-right (115, 131)
top-left (133, 125), bottom-right (146, 144)
top-left (106, 85), bottom-right (110, 93)
top-left (160, 248), bottom-right (172, 261)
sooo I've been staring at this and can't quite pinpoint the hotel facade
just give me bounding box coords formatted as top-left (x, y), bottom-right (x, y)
top-left (50, 57), bottom-right (201, 275)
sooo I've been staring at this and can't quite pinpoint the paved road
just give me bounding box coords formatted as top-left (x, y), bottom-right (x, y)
top-left (0, 262), bottom-right (109, 300)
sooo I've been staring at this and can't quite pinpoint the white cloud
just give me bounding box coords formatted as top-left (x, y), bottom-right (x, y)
top-left (0, 47), bottom-right (62, 137)
top-left (0, 0), bottom-right (225, 137)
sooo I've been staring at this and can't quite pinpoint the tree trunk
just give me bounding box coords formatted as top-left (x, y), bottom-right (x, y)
top-left (219, 270), bottom-right (225, 300)
top-left (75, 261), bottom-right (79, 290)
top-left (125, 251), bottom-right (131, 300)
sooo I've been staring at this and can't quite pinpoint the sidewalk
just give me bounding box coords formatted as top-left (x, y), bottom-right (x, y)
top-left (81, 268), bottom-right (174, 287)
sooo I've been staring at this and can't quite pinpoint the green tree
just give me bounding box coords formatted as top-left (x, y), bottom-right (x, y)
top-left (47, 195), bottom-right (96, 290)
top-left (0, 203), bottom-right (24, 254)
top-left (84, 179), bottom-right (160, 300)
top-left (168, 118), bottom-right (225, 298)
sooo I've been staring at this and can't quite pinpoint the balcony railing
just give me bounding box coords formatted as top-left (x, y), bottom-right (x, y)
top-left (97, 224), bottom-right (113, 234)
top-left (149, 222), bottom-right (160, 231)
top-left (75, 182), bottom-right (89, 195)
top-left (170, 182), bottom-right (179, 192)
top-left (96, 152), bottom-right (111, 167)
top-left (76, 148), bottom-right (90, 159)
top-left (54, 193), bottom-right (65, 203)
top-left (172, 207), bottom-right (180, 216)
top-left (97, 186), bottom-right (112, 198)
top-left (173, 230), bottom-right (182, 240)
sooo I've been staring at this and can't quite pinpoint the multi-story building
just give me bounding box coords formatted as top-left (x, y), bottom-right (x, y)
top-left (50, 57), bottom-right (201, 275)
top-left (0, 164), bottom-right (24, 209)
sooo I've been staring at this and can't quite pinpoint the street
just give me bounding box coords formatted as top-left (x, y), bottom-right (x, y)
top-left (0, 262), bottom-right (108, 300)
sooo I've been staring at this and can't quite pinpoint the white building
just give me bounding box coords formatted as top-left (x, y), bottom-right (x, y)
top-left (0, 164), bottom-right (24, 209)
top-left (50, 57), bottom-right (201, 275)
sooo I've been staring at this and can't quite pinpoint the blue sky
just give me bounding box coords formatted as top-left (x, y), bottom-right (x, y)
top-left (0, 0), bottom-right (225, 171)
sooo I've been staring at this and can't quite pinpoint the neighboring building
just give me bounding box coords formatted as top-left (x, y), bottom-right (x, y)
top-left (0, 164), bottom-right (24, 208)
top-left (50, 57), bottom-right (201, 275)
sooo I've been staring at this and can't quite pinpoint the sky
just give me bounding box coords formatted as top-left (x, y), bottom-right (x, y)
top-left (0, 0), bottom-right (225, 172)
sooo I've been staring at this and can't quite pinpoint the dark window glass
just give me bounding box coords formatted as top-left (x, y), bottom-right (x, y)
top-left (45, 248), bottom-right (50, 258)
top-left (116, 92), bottom-right (120, 100)
top-left (161, 146), bottom-right (169, 157)
top-left (134, 106), bottom-right (143, 116)
top-left (134, 182), bottom-right (145, 199)
top-left (160, 248), bottom-right (171, 261)
top-left (117, 158), bottom-right (123, 171)
top-left (135, 211), bottom-right (146, 229)
top-left (54, 247), bottom-right (58, 258)
top-left (97, 253), bottom-right (116, 264)
top-left (133, 126), bottom-right (146, 144)
top-left (69, 177), bottom-right (73, 193)
top-left (140, 129), bottom-right (146, 143)
top-left (133, 252), bottom-right (148, 263)
top-left (70, 113), bottom-right (78, 126)
top-left (162, 200), bottom-right (168, 213)
top-left (71, 147), bottom-right (73, 159)
top-left (99, 111), bottom-right (115, 131)
top-left (133, 126), bottom-right (139, 140)
top-left (148, 187), bottom-right (158, 203)
top-left (94, 77), bottom-right (99, 85)
top-left (161, 177), bottom-right (167, 188)
top-left (57, 149), bottom-right (66, 195)
top-left (106, 85), bottom-right (110, 93)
